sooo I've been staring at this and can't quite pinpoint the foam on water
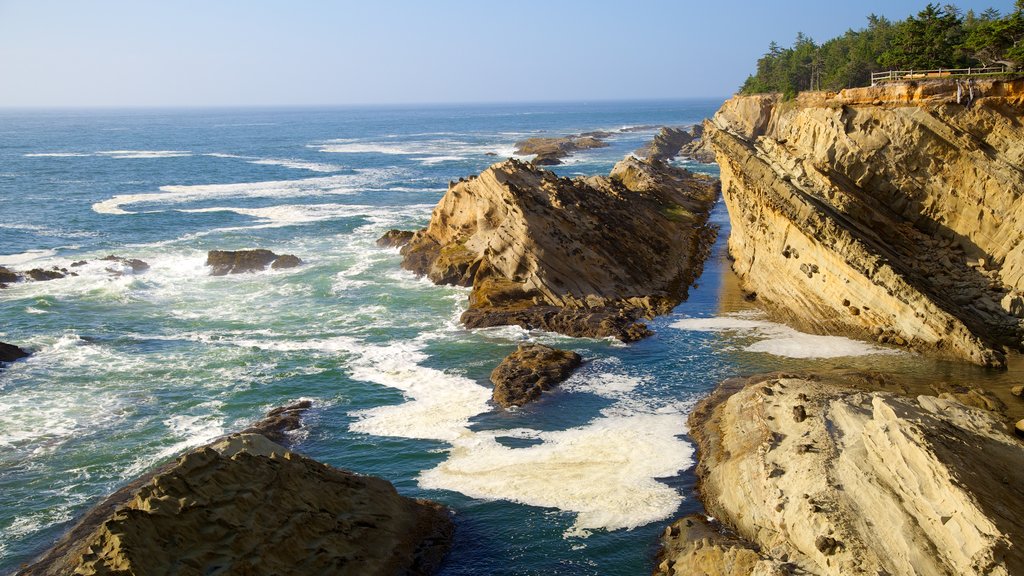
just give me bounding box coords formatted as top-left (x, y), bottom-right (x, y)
top-left (91, 169), bottom-right (399, 215)
top-left (23, 152), bottom-right (91, 158)
top-left (0, 249), bottom-right (58, 266)
top-left (205, 153), bottom-right (345, 173)
top-left (672, 312), bottom-right (900, 358)
top-left (96, 150), bottom-right (192, 159)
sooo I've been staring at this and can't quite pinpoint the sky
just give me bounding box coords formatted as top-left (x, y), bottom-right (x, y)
top-left (0, 0), bottom-right (1018, 107)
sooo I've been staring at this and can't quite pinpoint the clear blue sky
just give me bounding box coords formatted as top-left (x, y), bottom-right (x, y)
top-left (0, 0), bottom-right (1016, 107)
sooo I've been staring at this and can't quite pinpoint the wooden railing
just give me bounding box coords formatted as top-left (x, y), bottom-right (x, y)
top-left (871, 66), bottom-right (1008, 85)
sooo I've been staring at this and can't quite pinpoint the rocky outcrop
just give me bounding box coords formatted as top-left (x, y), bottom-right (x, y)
top-left (99, 255), bottom-right (150, 273)
top-left (206, 249), bottom-right (302, 275)
top-left (673, 373), bottom-right (1024, 576)
top-left (515, 132), bottom-right (611, 165)
top-left (636, 126), bottom-right (695, 162)
top-left (654, 515), bottom-right (788, 576)
top-left (707, 79), bottom-right (1024, 367)
top-left (377, 229), bottom-right (415, 248)
top-left (20, 403), bottom-right (453, 576)
top-left (0, 341), bottom-right (30, 364)
top-left (679, 123), bottom-right (716, 163)
top-left (0, 255), bottom-right (149, 287)
top-left (489, 343), bottom-right (582, 408)
top-left (400, 156), bottom-right (719, 340)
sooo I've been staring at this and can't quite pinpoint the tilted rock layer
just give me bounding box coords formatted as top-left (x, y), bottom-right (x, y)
top-left (707, 79), bottom-right (1024, 367)
top-left (401, 157), bottom-right (719, 340)
top-left (675, 373), bottom-right (1024, 576)
top-left (21, 412), bottom-right (453, 576)
top-left (489, 343), bottom-right (582, 408)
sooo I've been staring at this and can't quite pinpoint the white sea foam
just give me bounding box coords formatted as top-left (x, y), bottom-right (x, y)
top-left (23, 152), bottom-right (91, 157)
top-left (92, 169), bottom-right (397, 215)
top-left (96, 150), bottom-right (192, 159)
top-left (0, 248), bottom-right (57, 266)
top-left (205, 152), bottom-right (344, 173)
top-left (672, 313), bottom-right (899, 358)
top-left (312, 138), bottom-right (517, 159)
top-left (122, 401), bottom-right (226, 478)
top-left (419, 409), bottom-right (692, 534)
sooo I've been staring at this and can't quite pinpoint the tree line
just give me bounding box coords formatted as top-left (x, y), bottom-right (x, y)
top-left (741, 2), bottom-right (1024, 96)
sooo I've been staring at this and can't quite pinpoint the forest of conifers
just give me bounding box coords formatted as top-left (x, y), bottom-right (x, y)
top-left (742, 2), bottom-right (1024, 96)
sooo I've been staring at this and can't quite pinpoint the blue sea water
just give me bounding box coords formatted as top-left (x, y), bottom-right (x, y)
top-left (0, 101), bottom-right (1016, 575)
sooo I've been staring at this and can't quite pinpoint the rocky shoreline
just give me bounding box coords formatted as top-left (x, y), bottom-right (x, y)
top-left (392, 155), bottom-right (719, 341)
top-left (18, 403), bottom-right (454, 576)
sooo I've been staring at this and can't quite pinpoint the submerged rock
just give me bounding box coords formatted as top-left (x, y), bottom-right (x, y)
top-left (400, 156), bottom-right (719, 340)
top-left (0, 341), bottom-right (30, 364)
top-left (706, 80), bottom-right (1024, 367)
top-left (672, 372), bottom-right (1024, 575)
top-left (19, 403), bottom-right (454, 576)
top-left (25, 267), bottom-right (66, 281)
top-left (490, 343), bottom-right (582, 408)
top-left (206, 249), bottom-right (301, 275)
top-left (100, 255), bottom-right (150, 273)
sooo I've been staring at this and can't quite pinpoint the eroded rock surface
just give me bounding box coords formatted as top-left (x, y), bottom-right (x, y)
top-left (377, 229), bottom-right (415, 248)
top-left (514, 132), bottom-right (611, 165)
top-left (206, 249), bottom-right (302, 275)
top-left (20, 404), bottom-right (453, 576)
top-left (400, 157), bottom-right (719, 340)
top-left (707, 80), bottom-right (1024, 367)
top-left (654, 514), bottom-right (788, 576)
top-left (678, 373), bottom-right (1024, 576)
top-left (490, 343), bottom-right (582, 408)
top-left (636, 126), bottom-right (695, 162)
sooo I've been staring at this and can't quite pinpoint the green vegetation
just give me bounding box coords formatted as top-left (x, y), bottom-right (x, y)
top-left (742, 2), bottom-right (1024, 96)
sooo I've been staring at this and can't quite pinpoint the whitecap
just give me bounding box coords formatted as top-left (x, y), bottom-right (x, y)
top-left (23, 152), bottom-right (91, 158)
top-left (671, 312), bottom-right (899, 358)
top-left (0, 248), bottom-right (57, 267)
top-left (96, 150), bottom-right (192, 159)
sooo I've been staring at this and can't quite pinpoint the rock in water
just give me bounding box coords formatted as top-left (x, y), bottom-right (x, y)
top-left (376, 229), bottom-right (415, 248)
top-left (19, 405), bottom-right (453, 576)
top-left (100, 255), bottom-right (150, 273)
top-left (675, 373), bottom-right (1024, 576)
top-left (490, 343), bottom-right (582, 408)
top-left (400, 157), bottom-right (719, 340)
top-left (206, 249), bottom-right (301, 275)
top-left (706, 80), bottom-right (1024, 368)
top-left (0, 341), bottom-right (30, 364)
top-left (0, 266), bottom-right (22, 286)
top-left (514, 132), bottom-right (611, 165)
top-left (635, 126), bottom-right (694, 161)
top-left (654, 515), bottom-right (787, 576)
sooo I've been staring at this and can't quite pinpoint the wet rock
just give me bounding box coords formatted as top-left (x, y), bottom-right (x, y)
top-left (514, 132), bottom-right (611, 165)
top-left (400, 156), bottom-right (719, 340)
top-left (25, 268), bottom-right (66, 281)
top-left (270, 254), bottom-right (302, 270)
top-left (490, 343), bottom-right (582, 408)
top-left (376, 229), bottom-right (415, 248)
top-left (241, 400), bottom-right (313, 445)
top-left (0, 267), bottom-right (22, 285)
top-left (206, 249), bottom-right (300, 275)
top-left (19, 404), bottom-right (454, 576)
top-left (100, 255), bottom-right (150, 273)
top-left (0, 341), bottom-right (30, 364)
top-left (1011, 385), bottom-right (1024, 398)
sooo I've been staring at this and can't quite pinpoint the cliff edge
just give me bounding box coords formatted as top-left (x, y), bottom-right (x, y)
top-left (707, 79), bottom-right (1024, 367)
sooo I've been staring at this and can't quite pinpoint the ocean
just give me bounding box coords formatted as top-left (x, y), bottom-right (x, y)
top-left (0, 101), bottom-right (1014, 575)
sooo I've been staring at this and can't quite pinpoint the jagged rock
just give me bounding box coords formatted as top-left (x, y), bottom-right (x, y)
top-left (684, 372), bottom-right (1024, 576)
top-left (514, 133), bottom-right (611, 165)
top-left (100, 255), bottom-right (150, 273)
top-left (241, 399), bottom-right (313, 444)
top-left (654, 514), bottom-right (789, 576)
top-left (489, 343), bottom-right (582, 408)
top-left (400, 156), bottom-right (719, 340)
top-left (25, 268), bottom-right (66, 281)
top-left (707, 79), bottom-right (1024, 368)
top-left (206, 249), bottom-right (301, 275)
top-left (1012, 385), bottom-right (1024, 398)
top-left (636, 126), bottom-right (694, 161)
top-left (0, 266), bottom-right (21, 285)
top-left (377, 229), bottom-right (415, 248)
top-left (19, 404), bottom-right (453, 576)
top-left (270, 254), bottom-right (302, 270)
top-left (0, 341), bottom-right (30, 364)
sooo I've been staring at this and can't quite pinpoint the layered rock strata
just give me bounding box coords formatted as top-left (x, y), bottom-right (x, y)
top-left (707, 79), bottom-right (1024, 367)
top-left (20, 403), bottom-right (453, 576)
top-left (206, 249), bottom-right (302, 275)
top-left (489, 343), bottom-right (582, 408)
top-left (400, 157), bottom-right (719, 340)
top-left (664, 373), bottom-right (1024, 576)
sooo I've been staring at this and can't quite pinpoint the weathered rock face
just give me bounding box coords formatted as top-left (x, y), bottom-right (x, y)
top-left (20, 405), bottom-right (454, 576)
top-left (400, 157), bottom-right (719, 340)
top-left (707, 80), bottom-right (1024, 367)
top-left (515, 132), bottom-right (611, 165)
top-left (0, 341), bottom-right (30, 364)
top-left (636, 126), bottom-right (695, 161)
top-left (489, 343), bottom-right (582, 408)
top-left (206, 249), bottom-right (302, 275)
top-left (680, 373), bottom-right (1024, 576)
top-left (654, 514), bottom-right (788, 576)
top-left (377, 229), bottom-right (415, 248)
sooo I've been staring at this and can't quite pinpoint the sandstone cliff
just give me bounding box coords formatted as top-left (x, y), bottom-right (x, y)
top-left (399, 157), bottom-right (719, 340)
top-left (660, 373), bottom-right (1024, 576)
top-left (21, 404), bottom-right (453, 576)
top-left (707, 79), bottom-right (1024, 367)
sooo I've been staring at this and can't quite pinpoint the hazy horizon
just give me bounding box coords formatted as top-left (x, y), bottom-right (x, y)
top-left (0, 0), bottom-right (1017, 108)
